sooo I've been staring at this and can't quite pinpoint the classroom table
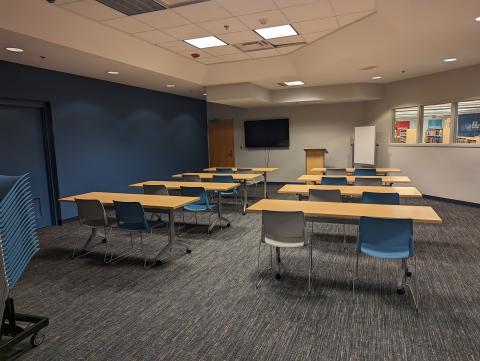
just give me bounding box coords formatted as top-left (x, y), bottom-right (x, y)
top-left (172, 173), bottom-right (263, 214)
top-left (203, 167), bottom-right (279, 198)
top-left (311, 167), bottom-right (401, 175)
top-left (129, 180), bottom-right (240, 233)
top-left (278, 184), bottom-right (422, 198)
top-left (59, 192), bottom-right (199, 264)
top-left (297, 175), bottom-right (411, 185)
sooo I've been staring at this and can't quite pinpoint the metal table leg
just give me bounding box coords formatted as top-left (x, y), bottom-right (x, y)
top-left (208, 191), bottom-right (231, 233)
top-left (263, 171), bottom-right (268, 198)
top-left (242, 180), bottom-right (249, 215)
top-left (155, 209), bottom-right (191, 265)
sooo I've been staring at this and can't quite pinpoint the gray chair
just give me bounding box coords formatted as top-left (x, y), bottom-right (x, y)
top-left (182, 174), bottom-right (202, 182)
top-left (354, 177), bottom-right (383, 186)
top-left (257, 210), bottom-right (312, 291)
top-left (326, 168), bottom-right (347, 175)
top-left (143, 184), bottom-right (169, 221)
top-left (73, 198), bottom-right (115, 262)
top-left (236, 168), bottom-right (261, 189)
top-left (308, 189), bottom-right (353, 249)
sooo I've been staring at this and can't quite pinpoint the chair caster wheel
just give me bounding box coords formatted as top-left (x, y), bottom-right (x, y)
top-left (405, 270), bottom-right (412, 277)
top-left (30, 332), bottom-right (45, 348)
top-left (396, 287), bottom-right (405, 295)
top-left (242, 211), bottom-right (246, 216)
top-left (275, 273), bottom-right (281, 280)
top-left (186, 248), bottom-right (192, 254)
top-left (155, 260), bottom-right (163, 266)
top-left (227, 223), bottom-right (231, 227)
top-left (80, 249), bottom-right (87, 255)
top-left (102, 238), bottom-right (107, 243)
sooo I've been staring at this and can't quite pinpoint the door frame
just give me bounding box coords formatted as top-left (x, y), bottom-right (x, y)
top-left (0, 98), bottom-right (61, 226)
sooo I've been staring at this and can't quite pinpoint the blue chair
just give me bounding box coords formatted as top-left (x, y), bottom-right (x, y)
top-left (354, 168), bottom-right (377, 176)
top-left (361, 192), bottom-right (400, 205)
top-left (216, 168), bottom-right (233, 174)
top-left (180, 186), bottom-right (215, 232)
top-left (320, 177), bottom-right (348, 185)
top-left (113, 201), bottom-right (163, 268)
top-left (353, 216), bottom-right (417, 309)
top-left (212, 175), bottom-right (238, 209)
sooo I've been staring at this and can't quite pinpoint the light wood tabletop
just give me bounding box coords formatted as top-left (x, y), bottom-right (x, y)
top-left (172, 172), bottom-right (262, 181)
top-left (311, 167), bottom-right (401, 174)
top-left (59, 192), bottom-right (199, 210)
top-left (129, 180), bottom-right (240, 192)
top-left (246, 199), bottom-right (442, 224)
top-left (278, 184), bottom-right (422, 198)
top-left (203, 167), bottom-right (279, 173)
top-left (297, 175), bottom-right (411, 184)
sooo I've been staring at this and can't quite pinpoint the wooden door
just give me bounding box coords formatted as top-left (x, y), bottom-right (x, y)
top-left (208, 119), bottom-right (235, 167)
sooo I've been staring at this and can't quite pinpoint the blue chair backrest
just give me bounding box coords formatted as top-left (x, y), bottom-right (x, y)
top-left (354, 168), bottom-right (377, 176)
top-left (212, 175), bottom-right (234, 183)
top-left (216, 168), bottom-right (233, 174)
top-left (357, 217), bottom-right (413, 257)
top-left (114, 201), bottom-right (148, 230)
top-left (361, 192), bottom-right (400, 205)
top-left (180, 186), bottom-right (209, 206)
top-left (321, 177), bottom-right (348, 185)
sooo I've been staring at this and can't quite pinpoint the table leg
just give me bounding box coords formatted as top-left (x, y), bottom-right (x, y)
top-left (208, 191), bottom-right (231, 233)
top-left (242, 180), bottom-right (249, 215)
top-left (263, 171), bottom-right (268, 198)
top-left (155, 209), bottom-right (191, 264)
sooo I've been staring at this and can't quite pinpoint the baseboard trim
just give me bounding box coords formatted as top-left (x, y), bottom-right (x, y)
top-left (423, 195), bottom-right (480, 208)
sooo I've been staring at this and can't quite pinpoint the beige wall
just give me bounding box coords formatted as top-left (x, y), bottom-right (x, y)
top-left (207, 102), bottom-right (367, 182)
top-left (365, 64), bottom-right (480, 203)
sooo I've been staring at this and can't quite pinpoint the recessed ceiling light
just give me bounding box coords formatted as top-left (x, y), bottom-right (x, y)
top-left (443, 58), bottom-right (457, 62)
top-left (106, 71), bottom-right (119, 75)
top-left (166, 84), bottom-right (176, 88)
top-left (255, 24), bottom-right (298, 40)
top-left (184, 36), bottom-right (226, 49)
top-left (5, 47), bottom-right (24, 53)
top-left (203, 93), bottom-right (207, 96)
top-left (475, 16), bottom-right (480, 22)
top-left (371, 76), bottom-right (382, 80)
top-left (283, 80), bottom-right (304, 86)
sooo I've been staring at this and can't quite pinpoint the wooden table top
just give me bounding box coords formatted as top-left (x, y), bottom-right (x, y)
top-left (298, 175), bottom-right (411, 184)
top-left (59, 192), bottom-right (199, 210)
top-left (311, 167), bottom-right (401, 174)
top-left (173, 173), bottom-right (262, 181)
top-left (278, 184), bottom-right (422, 198)
top-left (246, 199), bottom-right (442, 224)
top-left (203, 167), bottom-right (279, 173)
top-left (129, 180), bottom-right (240, 192)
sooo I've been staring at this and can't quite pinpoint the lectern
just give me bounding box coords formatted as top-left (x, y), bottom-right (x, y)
top-left (304, 148), bottom-right (328, 174)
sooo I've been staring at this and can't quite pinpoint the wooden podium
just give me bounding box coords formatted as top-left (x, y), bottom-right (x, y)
top-left (305, 148), bottom-right (328, 174)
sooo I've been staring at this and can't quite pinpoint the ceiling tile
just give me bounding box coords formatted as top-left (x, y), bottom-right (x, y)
top-left (158, 41), bottom-right (197, 52)
top-left (281, 1), bottom-right (335, 22)
top-left (198, 17), bottom-right (248, 35)
top-left (103, 17), bottom-right (154, 33)
top-left (337, 10), bottom-right (373, 26)
top-left (276, 44), bottom-right (304, 53)
top-left (330, 0), bottom-right (375, 15)
top-left (134, 30), bottom-right (176, 44)
top-left (238, 10), bottom-right (289, 30)
top-left (217, 31), bottom-right (262, 44)
top-left (216, 0), bottom-right (277, 16)
top-left (274, 0), bottom-right (320, 8)
top-left (163, 24), bottom-right (210, 40)
top-left (61, 0), bottom-right (124, 21)
top-left (293, 17), bottom-right (338, 34)
top-left (197, 56), bottom-right (223, 64)
top-left (133, 10), bottom-right (190, 29)
top-left (180, 49), bottom-right (212, 58)
top-left (205, 45), bottom-right (241, 56)
top-left (54, 0), bottom-right (81, 4)
top-left (267, 35), bottom-right (305, 45)
top-left (218, 53), bottom-right (251, 62)
top-left (302, 30), bottom-right (332, 42)
top-left (247, 49), bottom-right (280, 58)
top-left (173, 1), bottom-right (231, 22)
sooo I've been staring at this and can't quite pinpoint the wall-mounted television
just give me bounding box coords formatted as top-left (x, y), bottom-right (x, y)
top-left (244, 118), bottom-right (289, 148)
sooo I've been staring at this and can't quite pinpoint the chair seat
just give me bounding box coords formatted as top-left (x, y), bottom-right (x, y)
top-left (215, 189), bottom-right (237, 196)
top-left (264, 236), bottom-right (304, 248)
top-left (83, 216), bottom-right (116, 227)
top-left (360, 244), bottom-right (410, 259)
top-left (184, 204), bottom-right (215, 212)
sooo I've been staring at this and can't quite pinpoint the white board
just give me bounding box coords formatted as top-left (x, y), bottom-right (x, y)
top-left (354, 126), bottom-right (376, 165)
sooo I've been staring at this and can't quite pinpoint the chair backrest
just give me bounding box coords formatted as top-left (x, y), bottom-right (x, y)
top-left (216, 168), bottom-right (234, 174)
top-left (361, 192), bottom-right (400, 205)
top-left (236, 168), bottom-right (254, 174)
top-left (212, 175), bottom-right (234, 183)
top-left (180, 186), bottom-right (209, 206)
top-left (262, 210), bottom-right (305, 246)
top-left (182, 174), bottom-right (202, 182)
top-left (354, 177), bottom-right (383, 186)
top-left (354, 168), bottom-right (377, 176)
top-left (75, 198), bottom-right (109, 227)
top-left (320, 177), bottom-right (348, 186)
top-left (308, 189), bottom-right (342, 202)
top-left (357, 217), bottom-right (413, 257)
top-left (143, 184), bottom-right (169, 196)
top-left (326, 168), bottom-right (347, 175)
top-left (113, 201), bottom-right (148, 230)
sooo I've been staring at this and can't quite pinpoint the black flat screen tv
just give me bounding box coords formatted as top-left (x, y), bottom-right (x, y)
top-left (244, 119), bottom-right (289, 148)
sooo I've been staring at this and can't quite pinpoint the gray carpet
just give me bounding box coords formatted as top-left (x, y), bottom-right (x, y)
top-left (4, 185), bottom-right (480, 361)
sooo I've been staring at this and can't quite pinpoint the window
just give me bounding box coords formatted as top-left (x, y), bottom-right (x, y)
top-left (457, 100), bottom-right (480, 144)
top-left (422, 103), bottom-right (452, 144)
top-left (393, 107), bottom-right (418, 143)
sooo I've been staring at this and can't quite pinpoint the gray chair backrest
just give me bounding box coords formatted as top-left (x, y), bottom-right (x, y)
top-left (182, 174), bottom-right (202, 182)
top-left (236, 168), bottom-right (254, 174)
top-left (143, 184), bottom-right (169, 195)
top-left (262, 210), bottom-right (305, 246)
top-left (326, 168), bottom-right (347, 175)
top-left (354, 177), bottom-right (383, 186)
top-left (308, 189), bottom-right (342, 202)
top-left (75, 198), bottom-right (109, 227)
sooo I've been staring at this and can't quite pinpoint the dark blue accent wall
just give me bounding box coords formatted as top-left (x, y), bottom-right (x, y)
top-left (0, 61), bottom-right (208, 220)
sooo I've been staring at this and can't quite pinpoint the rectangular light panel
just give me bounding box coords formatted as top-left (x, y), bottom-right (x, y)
top-left (254, 24), bottom-right (298, 40)
top-left (283, 80), bottom-right (305, 86)
top-left (184, 36), bottom-right (227, 49)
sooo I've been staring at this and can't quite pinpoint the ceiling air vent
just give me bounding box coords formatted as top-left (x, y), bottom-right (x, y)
top-left (234, 41), bottom-right (274, 53)
top-left (96, 0), bottom-right (166, 15)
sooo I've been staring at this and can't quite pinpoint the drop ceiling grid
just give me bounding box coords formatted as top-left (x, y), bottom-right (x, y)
top-left (56, 0), bottom-right (375, 64)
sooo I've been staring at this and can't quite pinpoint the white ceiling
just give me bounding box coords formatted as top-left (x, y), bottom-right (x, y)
top-left (1, 0), bottom-right (480, 107)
